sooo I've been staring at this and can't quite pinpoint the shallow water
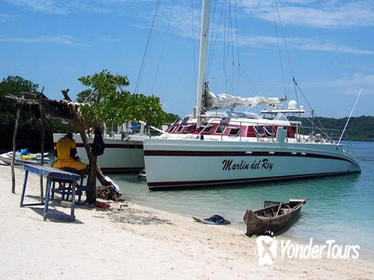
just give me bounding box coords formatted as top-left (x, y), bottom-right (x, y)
top-left (113, 141), bottom-right (374, 256)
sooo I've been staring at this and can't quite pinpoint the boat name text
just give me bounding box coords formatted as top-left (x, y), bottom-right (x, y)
top-left (222, 159), bottom-right (273, 172)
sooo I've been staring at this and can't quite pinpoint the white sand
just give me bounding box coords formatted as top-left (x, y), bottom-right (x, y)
top-left (0, 165), bottom-right (373, 280)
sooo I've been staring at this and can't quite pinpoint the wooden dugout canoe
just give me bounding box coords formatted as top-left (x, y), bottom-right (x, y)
top-left (243, 199), bottom-right (307, 236)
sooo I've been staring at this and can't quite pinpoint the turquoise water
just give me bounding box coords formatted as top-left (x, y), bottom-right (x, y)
top-left (113, 141), bottom-right (374, 255)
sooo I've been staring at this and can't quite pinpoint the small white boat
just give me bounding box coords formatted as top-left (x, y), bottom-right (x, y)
top-left (0, 151), bottom-right (50, 165)
top-left (53, 122), bottom-right (151, 172)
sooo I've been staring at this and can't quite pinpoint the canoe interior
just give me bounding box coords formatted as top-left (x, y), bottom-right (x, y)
top-left (243, 199), bottom-right (306, 236)
top-left (256, 200), bottom-right (305, 218)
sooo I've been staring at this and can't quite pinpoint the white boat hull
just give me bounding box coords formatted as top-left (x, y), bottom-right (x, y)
top-left (53, 133), bottom-right (145, 172)
top-left (144, 139), bottom-right (361, 189)
top-left (0, 152), bottom-right (50, 166)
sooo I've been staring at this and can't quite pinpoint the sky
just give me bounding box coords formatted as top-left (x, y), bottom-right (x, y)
top-left (1, 0), bottom-right (374, 118)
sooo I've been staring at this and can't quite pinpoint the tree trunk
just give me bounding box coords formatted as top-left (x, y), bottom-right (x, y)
top-left (96, 165), bottom-right (111, 186)
top-left (86, 154), bottom-right (97, 204)
top-left (11, 107), bottom-right (21, 193)
top-left (77, 124), bottom-right (96, 204)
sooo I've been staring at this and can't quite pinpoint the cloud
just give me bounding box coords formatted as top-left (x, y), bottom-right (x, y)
top-left (6, 0), bottom-right (69, 15)
top-left (329, 74), bottom-right (374, 88)
top-left (0, 13), bottom-right (16, 22)
top-left (99, 36), bottom-right (119, 43)
top-left (237, 35), bottom-right (374, 55)
top-left (237, 0), bottom-right (374, 28)
top-left (307, 74), bottom-right (374, 95)
top-left (152, 2), bottom-right (374, 56)
top-left (6, 0), bottom-right (374, 30)
top-left (5, 0), bottom-right (155, 15)
top-left (5, 0), bottom-right (373, 56)
top-left (0, 35), bottom-right (83, 46)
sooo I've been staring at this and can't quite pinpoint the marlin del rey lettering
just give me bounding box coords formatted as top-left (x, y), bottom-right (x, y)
top-left (222, 159), bottom-right (274, 172)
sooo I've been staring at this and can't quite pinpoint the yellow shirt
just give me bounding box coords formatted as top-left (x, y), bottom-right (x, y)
top-left (53, 137), bottom-right (86, 171)
top-left (55, 137), bottom-right (76, 161)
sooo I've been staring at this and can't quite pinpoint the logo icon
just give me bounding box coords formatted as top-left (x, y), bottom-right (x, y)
top-left (256, 235), bottom-right (278, 266)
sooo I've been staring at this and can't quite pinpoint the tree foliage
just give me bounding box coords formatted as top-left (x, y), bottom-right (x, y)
top-left (77, 69), bottom-right (168, 128)
top-left (289, 115), bottom-right (374, 141)
top-left (0, 76), bottom-right (68, 151)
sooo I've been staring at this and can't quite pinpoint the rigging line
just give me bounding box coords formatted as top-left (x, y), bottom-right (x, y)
top-left (295, 81), bottom-right (326, 132)
top-left (273, 0), bottom-right (294, 99)
top-left (151, 3), bottom-right (174, 95)
top-left (223, 0), bottom-right (229, 90)
top-left (295, 83), bottom-right (312, 111)
top-left (191, 0), bottom-right (197, 92)
top-left (207, 0), bottom-right (218, 76)
top-left (271, 0), bottom-right (287, 97)
top-left (338, 89), bottom-right (362, 144)
top-left (302, 116), bottom-right (332, 140)
top-left (273, 0), bottom-right (294, 76)
top-left (229, 0), bottom-right (236, 95)
top-left (234, 0), bottom-right (240, 96)
top-left (235, 63), bottom-right (259, 95)
top-left (207, 0), bottom-right (224, 77)
top-left (134, 0), bottom-right (160, 94)
top-left (224, 0), bottom-right (232, 93)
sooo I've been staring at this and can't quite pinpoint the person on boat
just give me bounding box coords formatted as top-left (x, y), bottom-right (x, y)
top-left (53, 132), bottom-right (88, 175)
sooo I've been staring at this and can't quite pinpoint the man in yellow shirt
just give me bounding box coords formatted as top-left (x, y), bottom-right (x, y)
top-left (53, 133), bottom-right (88, 174)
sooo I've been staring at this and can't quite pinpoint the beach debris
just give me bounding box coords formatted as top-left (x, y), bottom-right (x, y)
top-left (94, 201), bottom-right (110, 209)
top-left (119, 202), bottom-right (129, 210)
top-left (60, 200), bottom-right (72, 208)
top-left (97, 184), bottom-right (122, 201)
top-left (193, 215), bottom-right (231, 225)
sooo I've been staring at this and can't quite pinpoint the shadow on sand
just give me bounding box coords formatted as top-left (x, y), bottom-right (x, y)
top-left (108, 207), bottom-right (173, 226)
top-left (23, 194), bottom-right (83, 224)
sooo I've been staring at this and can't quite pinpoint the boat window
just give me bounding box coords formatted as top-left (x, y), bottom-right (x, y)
top-left (275, 113), bottom-right (287, 121)
top-left (170, 126), bottom-right (179, 133)
top-left (254, 126), bottom-right (265, 137)
top-left (171, 118), bottom-right (181, 126)
top-left (184, 125), bottom-right (196, 133)
top-left (215, 125), bottom-right (226, 134)
top-left (202, 125), bottom-right (214, 134)
top-left (177, 125), bottom-right (184, 133)
top-left (181, 117), bottom-right (189, 126)
top-left (228, 127), bottom-right (240, 136)
top-left (265, 126), bottom-right (274, 136)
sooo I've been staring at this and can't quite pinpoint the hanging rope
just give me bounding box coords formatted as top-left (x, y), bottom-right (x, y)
top-left (234, 0), bottom-right (241, 96)
top-left (191, 0), bottom-right (197, 92)
top-left (271, 0), bottom-right (287, 98)
top-left (207, 0), bottom-right (223, 76)
top-left (134, 0), bottom-right (160, 94)
top-left (151, 4), bottom-right (173, 95)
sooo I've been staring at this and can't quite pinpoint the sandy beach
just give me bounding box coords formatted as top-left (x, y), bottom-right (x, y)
top-left (0, 164), bottom-right (373, 280)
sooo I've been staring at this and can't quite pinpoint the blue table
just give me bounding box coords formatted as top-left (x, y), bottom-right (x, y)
top-left (20, 164), bottom-right (82, 220)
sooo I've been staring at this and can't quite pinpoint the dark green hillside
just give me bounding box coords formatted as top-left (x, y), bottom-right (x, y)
top-left (289, 116), bottom-right (374, 141)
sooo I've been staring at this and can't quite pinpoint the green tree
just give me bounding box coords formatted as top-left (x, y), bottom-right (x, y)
top-left (164, 112), bottom-right (179, 124)
top-left (77, 69), bottom-right (169, 130)
top-left (0, 76), bottom-right (70, 151)
top-left (76, 69), bottom-right (169, 202)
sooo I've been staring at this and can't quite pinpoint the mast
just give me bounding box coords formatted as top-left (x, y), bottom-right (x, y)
top-left (195, 0), bottom-right (211, 128)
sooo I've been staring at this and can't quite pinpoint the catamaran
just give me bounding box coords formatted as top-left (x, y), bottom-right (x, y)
top-left (143, 0), bottom-right (361, 189)
top-left (53, 122), bottom-right (147, 172)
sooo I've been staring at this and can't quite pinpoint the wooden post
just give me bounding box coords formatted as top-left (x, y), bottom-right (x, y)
top-left (11, 106), bottom-right (21, 193)
top-left (39, 90), bottom-right (45, 203)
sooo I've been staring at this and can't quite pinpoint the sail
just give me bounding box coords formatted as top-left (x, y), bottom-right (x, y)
top-left (203, 90), bottom-right (286, 111)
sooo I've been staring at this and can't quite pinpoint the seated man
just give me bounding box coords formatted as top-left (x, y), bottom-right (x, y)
top-left (53, 132), bottom-right (88, 175)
